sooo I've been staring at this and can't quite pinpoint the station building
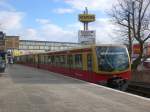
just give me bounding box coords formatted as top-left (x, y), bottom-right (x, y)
top-left (0, 31), bottom-right (81, 57)
top-left (8, 37), bottom-right (81, 56)
top-left (19, 40), bottom-right (80, 52)
top-left (14, 40), bottom-right (81, 56)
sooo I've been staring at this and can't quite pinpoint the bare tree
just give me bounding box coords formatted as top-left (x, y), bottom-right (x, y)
top-left (110, 0), bottom-right (150, 70)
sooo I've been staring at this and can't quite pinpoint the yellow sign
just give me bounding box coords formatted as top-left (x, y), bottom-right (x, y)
top-left (79, 14), bottom-right (95, 22)
top-left (13, 50), bottom-right (23, 56)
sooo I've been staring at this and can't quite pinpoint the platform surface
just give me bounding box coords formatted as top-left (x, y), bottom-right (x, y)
top-left (0, 64), bottom-right (149, 112)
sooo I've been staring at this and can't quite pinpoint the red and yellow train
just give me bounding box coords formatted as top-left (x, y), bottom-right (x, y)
top-left (16, 45), bottom-right (131, 90)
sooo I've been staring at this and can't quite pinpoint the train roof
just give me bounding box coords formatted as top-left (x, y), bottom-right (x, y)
top-left (17, 44), bottom-right (127, 56)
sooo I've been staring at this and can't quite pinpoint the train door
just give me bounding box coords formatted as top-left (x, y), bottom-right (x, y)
top-left (87, 53), bottom-right (93, 82)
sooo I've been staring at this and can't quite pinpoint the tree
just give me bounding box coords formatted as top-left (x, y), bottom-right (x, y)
top-left (110, 0), bottom-right (150, 70)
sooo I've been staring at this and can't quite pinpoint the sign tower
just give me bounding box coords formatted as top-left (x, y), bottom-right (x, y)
top-left (78, 7), bottom-right (96, 44)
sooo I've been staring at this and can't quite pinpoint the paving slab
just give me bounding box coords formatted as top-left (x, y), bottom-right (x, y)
top-left (0, 64), bottom-right (149, 112)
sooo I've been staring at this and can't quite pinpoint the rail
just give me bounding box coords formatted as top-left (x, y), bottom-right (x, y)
top-left (127, 82), bottom-right (150, 98)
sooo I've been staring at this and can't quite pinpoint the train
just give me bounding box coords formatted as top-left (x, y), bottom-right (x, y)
top-left (16, 44), bottom-right (131, 90)
top-left (0, 52), bottom-right (6, 72)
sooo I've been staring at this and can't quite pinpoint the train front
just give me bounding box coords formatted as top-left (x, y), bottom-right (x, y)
top-left (95, 45), bottom-right (131, 90)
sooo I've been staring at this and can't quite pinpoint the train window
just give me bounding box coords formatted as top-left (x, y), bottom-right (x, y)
top-left (44, 55), bottom-right (48, 64)
top-left (59, 55), bottom-right (66, 67)
top-left (42, 55), bottom-right (45, 64)
top-left (29, 56), bottom-right (33, 63)
top-left (87, 54), bottom-right (92, 71)
top-left (48, 56), bottom-right (54, 65)
top-left (39, 55), bottom-right (44, 64)
top-left (38, 55), bottom-right (41, 64)
top-left (55, 56), bottom-right (60, 66)
top-left (67, 55), bottom-right (73, 68)
top-left (74, 54), bottom-right (83, 69)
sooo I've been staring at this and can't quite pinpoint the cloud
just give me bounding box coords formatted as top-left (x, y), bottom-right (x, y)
top-left (0, 11), bottom-right (24, 33)
top-left (66, 18), bottom-right (118, 44)
top-left (21, 17), bottom-right (118, 43)
top-left (53, 8), bottom-right (74, 14)
top-left (20, 28), bottom-right (40, 40)
top-left (0, 1), bottom-right (25, 35)
top-left (90, 18), bottom-right (118, 43)
top-left (37, 19), bottom-right (77, 42)
top-left (64, 0), bottom-right (117, 11)
top-left (0, 0), bottom-right (15, 11)
top-left (20, 18), bottom-right (77, 42)
top-left (0, 0), bottom-right (118, 44)
top-left (32, 18), bottom-right (117, 44)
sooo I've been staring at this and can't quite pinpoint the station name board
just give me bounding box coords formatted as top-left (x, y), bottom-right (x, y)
top-left (79, 14), bottom-right (95, 22)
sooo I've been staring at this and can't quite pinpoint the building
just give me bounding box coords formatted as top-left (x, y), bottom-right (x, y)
top-left (18, 40), bottom-right (81, 55)
top-left (5, 36), bottom-right (19, 50)
top-left (19, 40), bottom-right (80, 51)
top-left (0, 31), bottom-right (82, 56)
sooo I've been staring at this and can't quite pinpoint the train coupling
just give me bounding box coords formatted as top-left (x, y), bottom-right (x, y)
top-left (107, 77), bottom-right (128, 91)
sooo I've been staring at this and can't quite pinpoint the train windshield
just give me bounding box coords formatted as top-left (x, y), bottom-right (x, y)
top-left (96, 46), bottom-right (129, 72)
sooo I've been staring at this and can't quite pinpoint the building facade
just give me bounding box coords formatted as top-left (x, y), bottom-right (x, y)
top-left (17, 40), bottom-right (81, 56)
top-left (0, 31), bottom-right (81, 56)
top-left (5, 36), bottom-right (19, 50)
top-left (19, 40), bottom-right (80, 52)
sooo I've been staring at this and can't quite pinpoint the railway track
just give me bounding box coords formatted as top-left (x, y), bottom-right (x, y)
top-left (127, 82), bottom-right (150, 98)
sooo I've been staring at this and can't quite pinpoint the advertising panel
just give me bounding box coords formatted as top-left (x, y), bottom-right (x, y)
top-left (133, 44), bottom-right (141, 54)
top-left (78, 30), bottom-right (96, 44)
top-left (79, 14), bottom-right (95, 22)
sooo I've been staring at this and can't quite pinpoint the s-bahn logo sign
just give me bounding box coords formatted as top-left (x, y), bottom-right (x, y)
top-left (79, 14), bottom-right (95, 22)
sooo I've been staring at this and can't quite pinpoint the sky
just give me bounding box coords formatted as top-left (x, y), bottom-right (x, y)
top-left (0, 0), bottom-right (118, 43)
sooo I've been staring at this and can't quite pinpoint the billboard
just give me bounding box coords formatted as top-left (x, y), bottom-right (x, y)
top-left (78, 30), bottom-right (96, 44)
top-left (145, 43), bottom-right (150, 56)
top-left (79, 14), bottom-right (95, 22)
top-left (132, 44), bottom-right (141, 54)
top-left (132, 43), bottom-right (150, 57)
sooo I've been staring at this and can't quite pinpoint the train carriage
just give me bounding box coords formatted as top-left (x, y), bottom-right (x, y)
top-left (16, 45), bottom-right (131, 90)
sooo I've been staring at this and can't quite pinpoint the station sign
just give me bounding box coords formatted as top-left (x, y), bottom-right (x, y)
top-left (79, 14), bottom-right (95, 22)
top-left (78, 30), bottom-right (96, 44)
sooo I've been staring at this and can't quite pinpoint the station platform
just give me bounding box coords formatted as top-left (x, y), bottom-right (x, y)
top-left (0, 64), bottom-right (149, 112)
